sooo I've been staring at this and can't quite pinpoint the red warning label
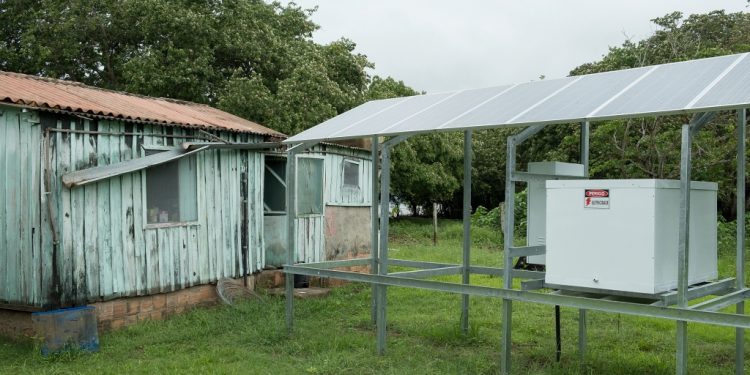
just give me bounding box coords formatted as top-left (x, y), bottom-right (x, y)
top-left (584, 189), bottom-right (610, 209)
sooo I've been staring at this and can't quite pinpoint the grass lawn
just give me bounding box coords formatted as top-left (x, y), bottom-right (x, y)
top-left (1, 217), bottom-right (748, 374)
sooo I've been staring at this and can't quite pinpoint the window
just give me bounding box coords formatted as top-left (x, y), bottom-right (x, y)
top-left (264, 157), bottom-right (287, 215)
top-left (145, 150), bottom-right (198, 224)
top-left (296, 156), bottom-right (324, 216)
top-left (342, 159), bottom-right (360, 188)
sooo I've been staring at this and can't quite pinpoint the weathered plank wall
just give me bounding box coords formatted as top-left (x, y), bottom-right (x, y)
top-left (264, 145), bottom-right (372, 266)
top-left (321, 147), bottom-right (373, 206)
top-left (294, 145), bottom-right (372, 264)
top-left (0, 107), bottom-right (43, 307)
top-left (0, 109), bottom-right (267, 308)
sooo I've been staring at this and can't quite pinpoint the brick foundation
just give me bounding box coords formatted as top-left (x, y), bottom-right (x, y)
top-left (0, 309), bottom-right (35, 340)
top-left (0, 256), bottom-right (372, 340)
top-left (91, 279), bottom-right (247, 332)
top-left (257, 254), bottom-right (372, 289)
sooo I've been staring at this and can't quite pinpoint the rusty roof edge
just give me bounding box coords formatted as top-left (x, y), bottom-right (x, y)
top-left (1, 100), bottom-right (285, 138)
top-left (0, 70), bottom-right (288, 138)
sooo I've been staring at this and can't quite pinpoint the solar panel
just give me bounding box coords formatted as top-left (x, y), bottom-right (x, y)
top-left (285, 52), bottom-right (750, 144)
top-left (377, 85), bottom-right (514, 134)
top-left (330, 91), bottom-right (455, 139)
top-left (439, 76), bottom-right (578, 131)
top-left (512, 66), bottom-right (651, 124)
top-left (694, 54), bottom-right (750, 109)
top-left (288, 96), bottom-right (408, 143)
top-left (594, 54), bottom-right (738, 118)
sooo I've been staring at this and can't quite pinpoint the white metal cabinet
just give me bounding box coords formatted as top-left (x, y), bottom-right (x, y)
top-left (544, 179), bottom-right (718, 295)
top-left (526, 162), bottom-right (585, 265)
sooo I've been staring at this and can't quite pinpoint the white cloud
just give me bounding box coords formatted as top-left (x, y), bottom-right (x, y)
top-left (284, 1), bottom-right (748, 92)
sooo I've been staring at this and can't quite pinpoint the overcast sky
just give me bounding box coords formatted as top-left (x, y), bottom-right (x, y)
top-left (283, 1), bottom-right (748, 93)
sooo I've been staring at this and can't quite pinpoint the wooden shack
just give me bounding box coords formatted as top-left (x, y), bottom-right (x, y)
top-left (0, 72), bottom-right (371, 330)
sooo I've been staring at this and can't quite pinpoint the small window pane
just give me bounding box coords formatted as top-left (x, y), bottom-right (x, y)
top-left (264, 158), bottom-right (287, 214)
top-left (297, 157), bottom-right (324, 215)
top-left (146, 151), bottom-right (198, 224)
top-left (343, 160), bottom-right (360, 187)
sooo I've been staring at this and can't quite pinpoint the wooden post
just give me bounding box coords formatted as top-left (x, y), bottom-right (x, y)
top-left (433, 202), bottom-right (438, 246)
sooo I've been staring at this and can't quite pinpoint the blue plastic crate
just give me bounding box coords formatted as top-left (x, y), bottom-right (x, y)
top-left (32, 306), bottom-right (99, 355)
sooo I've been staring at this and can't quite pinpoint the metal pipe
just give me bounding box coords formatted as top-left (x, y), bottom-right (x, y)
top-left (579, 120), bottom-right (590, 366)
top-left (581, 121), bottom-right (590, 177)
top-left (555, 305), bottom-right (562, 362)
top-left (285, 146), bottom-right (299, 335)
top-left (284, 264), bottom-right (750, 329)
top-left (371, 136), bottom-right (380, 324)
top-left (579, 309), bottom-right (587, 366)
top-left (284, 141), bottom-right (319, 334)
top-left (502, 135), bottom-right (517, 374)
top-left (376, 145), bottom-right (392, 355)
top-left (677, 123), bottom-right (693, 375)
top-left (737, 108), bottom-right (747, 375)
top-left (461, 130), bottom-right (472, 334)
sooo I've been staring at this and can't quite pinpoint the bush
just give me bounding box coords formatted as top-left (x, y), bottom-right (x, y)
top-left (471, 190), bottom-right (527, 236)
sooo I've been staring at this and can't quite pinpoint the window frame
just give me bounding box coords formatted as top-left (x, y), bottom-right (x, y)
top-left (295, 154), bottom-right (325, 218)
top-left (141, 144), bottom-right (201, 229)
top-left (263, 155), bottom-right (287, 216)
top-left (342, 158), bottom-right (361, 189)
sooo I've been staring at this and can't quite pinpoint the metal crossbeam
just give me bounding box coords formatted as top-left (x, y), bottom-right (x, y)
top-left (690, 289), bottom-right (750, 312)
top-left (282, 265), bottom-right (750, 329)
top-left (301, 258), bottom-right (373, 269)
top-left (521, 279), bottom-right (545, 291)
top-left (391, 266), bottom-right (463, 279)
top-left (510, 171), bottom-right (586, 182)
top-left (508, 245), bottom-right (545, 257)
top-left (659, 278), bottom-right (736, 306)
top-left (469, 265), bottom-right (545, 280)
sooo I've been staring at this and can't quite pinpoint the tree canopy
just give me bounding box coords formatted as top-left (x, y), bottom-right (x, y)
top-left (0, 0), bottom-right (377, 135)
top-left (2, 3), bottom-right (748, 219)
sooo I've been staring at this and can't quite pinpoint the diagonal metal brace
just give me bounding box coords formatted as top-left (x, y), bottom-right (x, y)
top-left (512, 124), bottom-right (545, 145)
top-left (381, 134), bottom-right (412, 149)
top-left (688, 112), bottom-right (716, 134)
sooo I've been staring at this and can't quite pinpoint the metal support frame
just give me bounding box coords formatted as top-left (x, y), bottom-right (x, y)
top-left (461, 130), bottom-right (472, 334)
top-left (375, 135), bottom-right (410, 355)
top-left (737, 108), bottom-right (747, 375)
top-left (285, 141), bottom-right (318, 334)
top-left (579, 121), bottom-right (590, 367)
top-left (281, 110), bottom-right (750, 374)
top-left (676, 113), bottom-right (713, 374)
top-left (283, 264), bottom-right (750, 328)
top-left (371, 136), bottom-right (379, 324)
top-left (502, 124), bottom-right (546, 374)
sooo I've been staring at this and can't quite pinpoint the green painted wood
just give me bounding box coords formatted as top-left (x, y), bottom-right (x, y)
top-left (5, 111), bottom-right (20, 303)
top-left (96, 122), bottom-right (113, 299)
top-left (0, 110), bottom-right (8, 304)
top-left (197, 150), bottom-right (210, 284)
top-left (108, 121), bottom-right (124, 297)
top-left (31, 118), bottom-right (43, 305)
top-left (2, 106), bottom-right (268, 307)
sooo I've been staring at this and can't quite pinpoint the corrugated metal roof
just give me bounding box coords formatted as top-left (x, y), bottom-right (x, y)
top-left (0, 71), bottom-right (286, 137)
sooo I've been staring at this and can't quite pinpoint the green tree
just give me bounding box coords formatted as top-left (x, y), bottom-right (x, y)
top-left (0, 0), bottom-right (372, 135)
top-left (564, 10), bottom-right (750, 219)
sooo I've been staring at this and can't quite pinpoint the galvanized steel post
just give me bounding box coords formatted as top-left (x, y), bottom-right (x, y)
top-left (461, 130), bottom-right (472, 334)
top-left (581, 121), bottom-right (590, 178)
top-left (285, 146), bottom-right (300, 335)
top-left (737, 108), bottom-right (747, 375)
top-left (502, 135), bottom-right (517, 374)
top-left (377, 144), bottom-right (392, 355)
top-left (579, 120), bottom-right (590, 366)
top-left (371, 136), bottom-right (380, 324)
top-left (677, 123), bottom-right (692, 375)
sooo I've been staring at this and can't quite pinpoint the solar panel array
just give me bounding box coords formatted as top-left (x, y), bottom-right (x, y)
top-left (286, 53), bottom-right (750, 144)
